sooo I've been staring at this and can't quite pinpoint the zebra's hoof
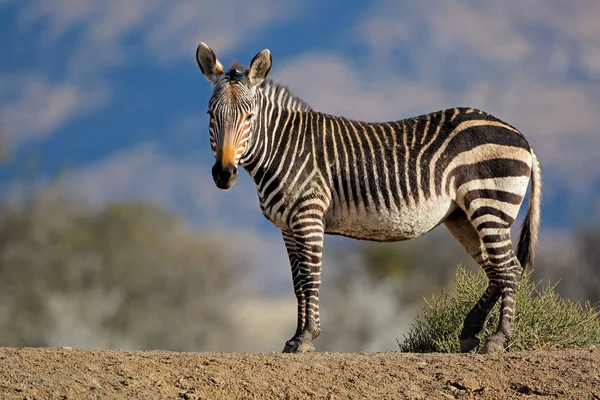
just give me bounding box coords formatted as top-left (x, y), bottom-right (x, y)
top-left (460, 337), bottom-right (480, 353)
top-left (480, 335), bottom-right (506, 354)
top-left (282, 339), bottom-right (314, 353)
top-left (282, 339), bottom-right (299, 353)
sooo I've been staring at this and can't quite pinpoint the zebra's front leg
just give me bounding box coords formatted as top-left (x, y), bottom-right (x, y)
top-left (282, 219), bottom-right (324, 354)
top-left (281, 230), bottom-right (306, 353)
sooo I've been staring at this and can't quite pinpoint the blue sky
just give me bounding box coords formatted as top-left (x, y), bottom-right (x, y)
top-left (1, 0), bottom-right (599, 240)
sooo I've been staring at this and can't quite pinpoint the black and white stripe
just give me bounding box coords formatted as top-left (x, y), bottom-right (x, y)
top-left (196, 44), bottom-right (542, 354)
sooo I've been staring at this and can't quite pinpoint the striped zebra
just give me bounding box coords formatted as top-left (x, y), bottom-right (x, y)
top-left (195, 43), bottom-right (542, 354)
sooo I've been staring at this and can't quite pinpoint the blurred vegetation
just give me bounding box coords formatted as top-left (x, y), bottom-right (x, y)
top-left (359, 232), bottom-right (472, 302)
top-left (0, 132), bottom-right (245, 351)
top-left (0, 183), bottom-right (238, 350)
top-left (531, 213), bottom-right (600, 305)
top-left (319, 231), bottom-right (474, 351)
top-left (573, 216), bottom-right (600, 304)
top-left (398, 265), bottom-right (600, 353)
top-left (0, 130), bottom-right (10, 164)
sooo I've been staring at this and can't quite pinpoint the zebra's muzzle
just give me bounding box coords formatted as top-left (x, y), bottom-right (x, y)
top-left (212, 162), bottom-right (238, 189)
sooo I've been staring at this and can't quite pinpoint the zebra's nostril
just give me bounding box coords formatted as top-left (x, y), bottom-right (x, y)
top-left (222, 169), bottom-right (233, 180)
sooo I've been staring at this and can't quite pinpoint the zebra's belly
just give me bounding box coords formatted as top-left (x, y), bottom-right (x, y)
top-left (324, 198), bottom-right (457, 242)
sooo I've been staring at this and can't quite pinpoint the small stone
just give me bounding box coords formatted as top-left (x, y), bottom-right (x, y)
top-left (178, 391), bottom-right (198, 399)
top-left (447, 378), bottom-right (484, 393)
top-left (589, 345), bottom-right (597, 352)
top-left (461, 377), bottom-right (483, 392)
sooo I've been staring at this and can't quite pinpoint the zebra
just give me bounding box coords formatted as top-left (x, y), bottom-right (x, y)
top-left (195, 42), bottom-right (542, 354)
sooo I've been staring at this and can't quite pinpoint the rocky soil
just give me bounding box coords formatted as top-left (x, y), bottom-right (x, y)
top-left (0, 347), bottom-right (599, 399)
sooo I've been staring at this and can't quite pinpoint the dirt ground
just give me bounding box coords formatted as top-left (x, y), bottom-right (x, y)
top-left (0, 347), bottom-right (599, 399)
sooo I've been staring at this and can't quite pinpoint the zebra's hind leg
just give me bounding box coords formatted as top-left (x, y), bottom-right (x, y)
top-left (479, 228), bottom-right (523, 354)
top-left (444, 210), bottom-right (501, 353)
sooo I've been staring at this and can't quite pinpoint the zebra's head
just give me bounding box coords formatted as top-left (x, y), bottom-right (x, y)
top-left (196, 42), bottom-right (272, 190)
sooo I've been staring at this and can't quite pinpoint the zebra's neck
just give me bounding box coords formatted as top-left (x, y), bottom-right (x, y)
top-left (241, 80), bottom-right (311, 177)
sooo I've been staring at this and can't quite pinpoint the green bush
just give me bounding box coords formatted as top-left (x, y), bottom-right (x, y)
top-left (398, 265), bottom-right (600, 353)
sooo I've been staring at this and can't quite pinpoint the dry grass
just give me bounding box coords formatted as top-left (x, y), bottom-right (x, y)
top-left (398, 265), bottom-right (600, 353)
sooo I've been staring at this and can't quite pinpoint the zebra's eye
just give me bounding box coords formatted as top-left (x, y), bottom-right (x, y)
top-left (246, 113), bottom-right (254, 121)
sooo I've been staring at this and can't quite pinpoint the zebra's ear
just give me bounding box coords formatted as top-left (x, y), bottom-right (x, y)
top-left (246, 49), bottom-right (272, 87)
top-left (196, 42), bottom-right (224, 84)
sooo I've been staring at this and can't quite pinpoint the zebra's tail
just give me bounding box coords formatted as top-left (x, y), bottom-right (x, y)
top-left (516, 150), bottom-right (542, 270)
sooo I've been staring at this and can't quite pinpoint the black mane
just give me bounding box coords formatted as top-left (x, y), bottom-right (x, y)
top-left (260, 79), bottom-right (312, 111)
